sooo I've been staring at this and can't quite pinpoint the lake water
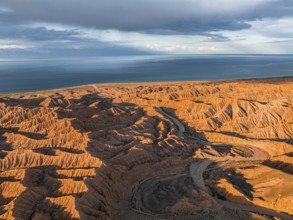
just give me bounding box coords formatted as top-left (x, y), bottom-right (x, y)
top-left (0, 54), bottom-right (293, 93)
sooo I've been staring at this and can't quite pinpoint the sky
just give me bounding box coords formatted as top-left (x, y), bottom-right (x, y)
top-left (0, 0), bottom-right (293, 57)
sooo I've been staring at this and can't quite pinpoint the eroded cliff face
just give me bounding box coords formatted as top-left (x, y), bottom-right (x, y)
top-left (206, 160), bottom-right (293, 215)
top-left (0, 78), bottom-right (292, 219)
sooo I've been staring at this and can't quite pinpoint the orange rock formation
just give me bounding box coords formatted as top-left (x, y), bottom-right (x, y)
top-left (0, 77), bottom-right (292, 219)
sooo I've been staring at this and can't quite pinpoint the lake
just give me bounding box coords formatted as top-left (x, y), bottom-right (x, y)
top-left (0, 54), bottom-right (293, 93)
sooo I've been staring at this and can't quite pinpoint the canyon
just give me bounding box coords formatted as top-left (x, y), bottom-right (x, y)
top-left (0, 77), bottom-right (292, 219)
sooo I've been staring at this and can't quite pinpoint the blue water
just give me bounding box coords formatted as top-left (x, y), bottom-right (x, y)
top-left (0, 54), bottom-right (293, 93)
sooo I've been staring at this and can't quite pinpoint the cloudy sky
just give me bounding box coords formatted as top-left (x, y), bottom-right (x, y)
top-left (0, 0), bottom-right (293, 57)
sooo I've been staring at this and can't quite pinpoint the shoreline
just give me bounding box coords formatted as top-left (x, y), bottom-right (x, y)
top-left (1, 75), bottom-right (292, 97)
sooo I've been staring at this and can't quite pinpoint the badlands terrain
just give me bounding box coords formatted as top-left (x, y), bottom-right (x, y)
top-left (0, 77), bottom-right (292, 220)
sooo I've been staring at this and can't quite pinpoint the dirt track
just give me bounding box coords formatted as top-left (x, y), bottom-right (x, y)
top-left (159, 107), bottom-right (293, 220)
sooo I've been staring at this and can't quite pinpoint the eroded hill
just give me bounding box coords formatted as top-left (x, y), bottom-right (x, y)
top-left (0, 77), bottom-right (292, 219)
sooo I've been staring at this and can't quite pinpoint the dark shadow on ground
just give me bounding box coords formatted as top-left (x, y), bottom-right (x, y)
top-left (0, 129), bottom-right (13, 159)
top-left (12, 166), bottom-right (81, 219)
top-left (55, 92), bottom-right (149, 163)
top-left (262, 160), bottom-right (293, 175)
top-left (0, 127), bottom-right (46, 140)
top-left (0, 97), bottom-right (45, 108)
top-left (204, 162), bottom-right (255, 201)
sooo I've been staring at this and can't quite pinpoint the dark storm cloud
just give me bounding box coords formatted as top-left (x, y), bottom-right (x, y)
top-left (144, 21), bottom-right (251, 37)
top-left (0, 23), bottom-right (155, 57)
top-left (255, 0), bottom-right (293, 18)
top-left (2, 0), bottom-right (292, 35)
top-left (1, 0), bottom-right (293, 56)
top-left (0, 4), bottom-right (155, 57)
top-left (0, 24), bottom-right (81, 41)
